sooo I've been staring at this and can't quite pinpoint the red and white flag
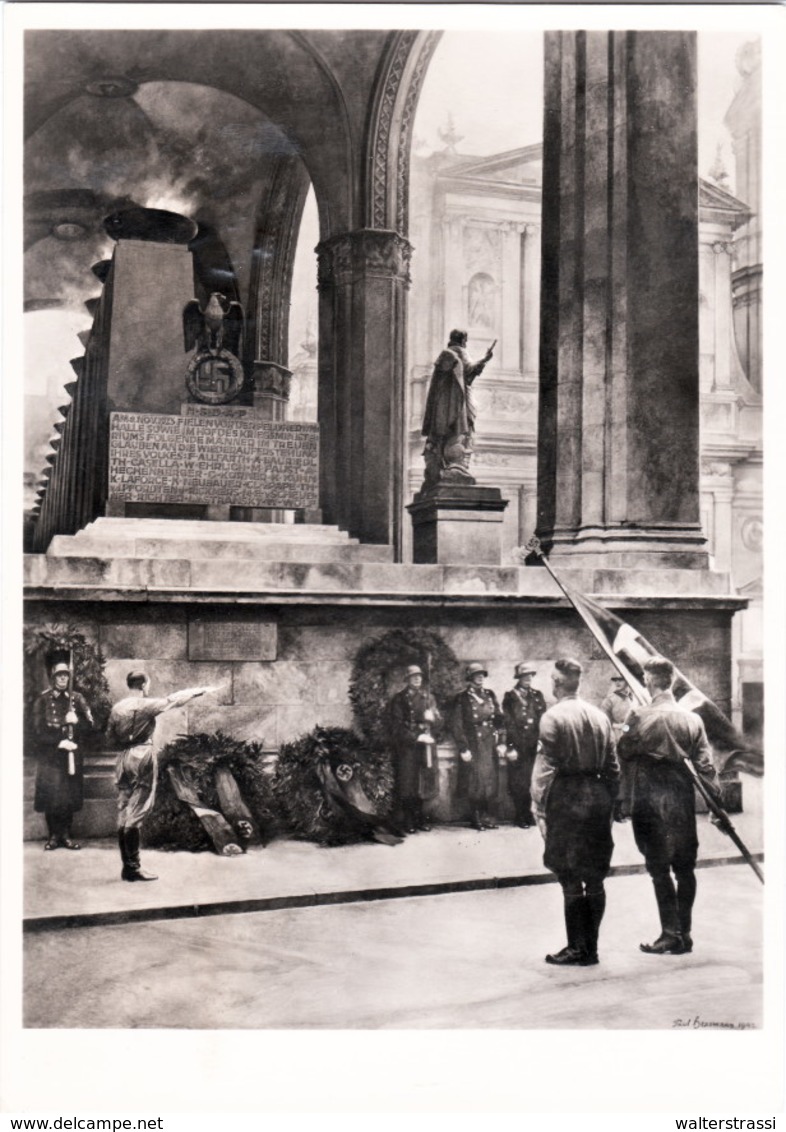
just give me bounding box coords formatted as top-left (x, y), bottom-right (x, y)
top-left (562, 583), bottom-right (763, 777)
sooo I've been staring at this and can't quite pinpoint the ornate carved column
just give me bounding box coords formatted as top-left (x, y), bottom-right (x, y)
top-left (537, 30), bottom-right (709, 568)
top-left (317, 229), bottom-right (412, 549)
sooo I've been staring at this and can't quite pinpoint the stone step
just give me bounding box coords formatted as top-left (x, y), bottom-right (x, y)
top-left (24, 553), bottom-right (732, 599)
top-left (45, 538), bottom-right (394, 563)
top-left (71, 517), bottom-right (357, 543)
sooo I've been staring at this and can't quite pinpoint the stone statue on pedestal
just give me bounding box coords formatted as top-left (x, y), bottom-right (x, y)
top-left (420, 329), bottom-right (495, 492)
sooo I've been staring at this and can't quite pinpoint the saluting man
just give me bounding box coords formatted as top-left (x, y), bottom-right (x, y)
top-left (502, 662), bottom-right (547, 827)
top-left (449, 663), bottom-right (505, 831)
top-left (30, 650), bottom-right (95, 851)
top-left (386, 665), bottom-right (442, 834)
top-left (106, 671), bottom-right (212, 882)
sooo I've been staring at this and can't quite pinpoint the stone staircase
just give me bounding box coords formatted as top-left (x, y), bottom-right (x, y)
top-left (45, 517), bottom-right (394, 563)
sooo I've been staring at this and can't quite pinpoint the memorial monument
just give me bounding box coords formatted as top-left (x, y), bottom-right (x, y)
top-left (32, 205), bottom-right (320, 547)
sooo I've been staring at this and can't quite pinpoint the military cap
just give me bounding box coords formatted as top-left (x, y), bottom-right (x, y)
top-left (554, 657), bottom-right (583, 677)
top-left (514, 662), bottom-right (537, 677)
top-left (465, 662), bottom-right (488, 679)
top-left (404, 665), bottom-right (423, 678)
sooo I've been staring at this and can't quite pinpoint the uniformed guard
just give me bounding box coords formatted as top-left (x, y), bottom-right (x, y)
top-left (30, 649), bottom-right (96, 851)
top-left (449, 662), bottom-right (505, 831)
top-left (600, 674), bottom-right (635, 819)
top-left (502, 662), bottom-right (547, 827)
top-left (618, 656), bottom-right (723, 955)
top-left (385, 665), bottom-right (442, 834)
top-left (532, 658), bottom-right (619, 966)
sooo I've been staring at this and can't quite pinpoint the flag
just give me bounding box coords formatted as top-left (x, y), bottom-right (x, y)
top-left (561, 583), bottom-right (763, 777)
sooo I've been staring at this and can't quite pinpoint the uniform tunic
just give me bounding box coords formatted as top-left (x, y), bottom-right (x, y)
top-left (532, 695), bottom-right (619, 878)
top-left (31, 688), bottom-right (94, 816)
top-left (617, 691), bottom-right (721, 871)
top-left (386, 687), bottom-right (441, 800)
top-left (449, 687), bottom-right (504, 803)
top-left (600, 687), bottom-right (635, 813)
top-left (502, 685), bottom-right (547, 801)
top-left (106, 694), bottom-right (170, 830)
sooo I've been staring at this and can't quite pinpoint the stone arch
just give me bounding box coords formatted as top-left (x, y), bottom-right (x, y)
top-left (364, 30), bottom-right (442, 233)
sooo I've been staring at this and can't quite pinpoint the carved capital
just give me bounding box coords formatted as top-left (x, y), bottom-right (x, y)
top-left (317, 230), bottom-right (413, 289)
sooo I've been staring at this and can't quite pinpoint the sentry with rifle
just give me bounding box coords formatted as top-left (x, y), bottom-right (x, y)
top-left (31, 648), bottom-right (95, 851)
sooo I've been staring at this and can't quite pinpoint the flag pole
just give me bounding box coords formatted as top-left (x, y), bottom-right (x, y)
top-left (683, 760), bottom-right (764, 884)
top-left (525, 537), bottom-right (648, 705)
top-left (526, 536), bottom-right (764, 885)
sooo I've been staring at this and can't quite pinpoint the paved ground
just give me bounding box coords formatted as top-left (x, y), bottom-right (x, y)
top-left (21, 777), bottom-right (764, 1030)
top-left (24, 867), bottom-right (762, 1029)
top-left (23, 776), bottom-right (762, 926)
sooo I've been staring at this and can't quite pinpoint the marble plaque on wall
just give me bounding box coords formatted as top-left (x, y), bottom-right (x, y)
top-left (188, 619), bottom-right (277, 661)
top-left (108, 410), bottom-right (319, 509)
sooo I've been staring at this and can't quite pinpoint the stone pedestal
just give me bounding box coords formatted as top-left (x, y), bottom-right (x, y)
top-left (408, 485), bottom-right (508, 565)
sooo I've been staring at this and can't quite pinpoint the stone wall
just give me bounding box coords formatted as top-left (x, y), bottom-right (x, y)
top-left (24, 596), bottom-right (737, 838)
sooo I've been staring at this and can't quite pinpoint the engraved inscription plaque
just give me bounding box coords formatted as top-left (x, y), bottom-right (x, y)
top-left (188, 619), bottom-right (277, 661)
top-left (109, 411), bottom-right (319, 509)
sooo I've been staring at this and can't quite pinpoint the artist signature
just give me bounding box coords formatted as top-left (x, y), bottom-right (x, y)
top-left (673, 1016), bottom-right (756, 1030)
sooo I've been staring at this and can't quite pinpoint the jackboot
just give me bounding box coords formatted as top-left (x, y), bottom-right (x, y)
top-left (675, 867), bottom-right (697, 953)
top-left (640, 872), bottom-right (684, 954)
top-left (415, 800), bottom-right (431, 833)
top-left (120, 826), bottom-right (157, 882)
top-left (581, 889), bottom-right (606, 965)
top-left (546, 894), bottom-right (589, 965)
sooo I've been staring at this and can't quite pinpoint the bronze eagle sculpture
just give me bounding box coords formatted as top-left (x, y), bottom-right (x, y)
top-left (183, 292), bottom-right (244, 357)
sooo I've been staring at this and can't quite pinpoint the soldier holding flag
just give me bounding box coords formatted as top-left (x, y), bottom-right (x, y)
top-left (618, 656), bottom-right (723, 955)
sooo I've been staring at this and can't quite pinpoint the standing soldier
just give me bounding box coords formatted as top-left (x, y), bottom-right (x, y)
top-left (386, 665), bottom-right (442, 834)
top-left (600, 673), bottom-right (635, 819)
top-left (502, 662), bottom-right (546, 827)
top-left (30, 650), bottom-right (95, 851)
top-left (532, 658), bottom-right (619, 966)
top-left (618, 656), bottom-right (722, 955)
top-left (449, 663), bottom-right (505, 831)
top-left (106, 671), bottom-right (213, 881)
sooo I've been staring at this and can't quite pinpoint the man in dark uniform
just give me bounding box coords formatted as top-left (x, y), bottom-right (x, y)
top-left (30, 651), bottom-right (95, 851)
top-left (502, 662), bottom-right (546, 827)
top-left (618, 656), bottom-right (722, 955)
top-left (106, 670), bottom-right (211, 881)
top-left (385, 665), bottom-right (442, 834)
top-left (532, 658), bottom-right (619, 966)
top-left (449, 662), bottom-right (505, 831)
top-left (600, 673), bottom-right (635, 819)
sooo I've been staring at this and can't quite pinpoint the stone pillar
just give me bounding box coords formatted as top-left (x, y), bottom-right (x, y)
top-left (725, 40), bottom-right (762, 395)
top-left (442, 216), bottom-right (464, 335)
top-left (536, 31), bottom-right (709, 568)
top-left (317, 229), bottom-right (411, 550)
top-left (499, 221), bottom-right (521, 371)
top-left (521, 223), bottom-right (541, 381)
